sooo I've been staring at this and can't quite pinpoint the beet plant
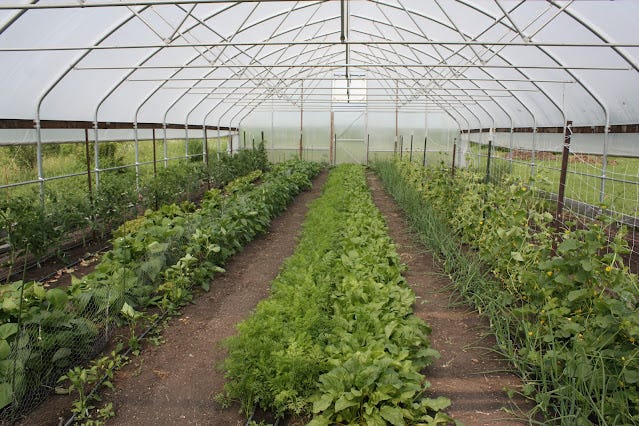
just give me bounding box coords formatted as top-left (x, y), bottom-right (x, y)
top-left (223, 164), bottom-right (453, 425)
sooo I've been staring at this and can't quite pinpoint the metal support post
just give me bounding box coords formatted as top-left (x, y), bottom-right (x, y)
top-left (484, 140), bottom-right (493, 183)
top-left (93, 121), bottom-right (100, 188)
top-left (422, 136), bottom-right (427, 167)
top-left (330, 111), bottom-right (334, 165)
top-left (409, 134), bottom-right (413, 162)
top-left (556, 120), bottom-right (573, 224)
top-left (366, 134), bottom-right (370, 165)
top-left (162, 123), bottom-right (168, 168)
top-left (152, 128), bottom-right (157, 177)
top-left (184, 125), bottom-right (189, 159)
top-left (451, 142), bottom-right (456, 178)
top-left (599, 122), bottom-right (610, 204)
top-left (299, 80), bottom-right (304, 160)
top-left (203, 127), bottom-right (209, 168)
top-left (399, 135), bottom-right (403, 160)
top-left (509, 127), bottom-right (514, 173)
top-left (134, 123), bottom-right (140, 191)
top-left (35, 120), bottom-right (45, 205)
top-left (394, 80), bottom-right (398, 155)
top-left (84, 128), bottom-right (93, 203)
top-left (531, 126), bottom-right (537, 180)
top-left (203, 127), bottom-right (210, 190)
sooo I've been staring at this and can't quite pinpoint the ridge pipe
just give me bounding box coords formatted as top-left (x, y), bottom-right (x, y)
top-left (74, 63), bottom-right (631, 71)
top-left (6, 41), bottom-right (639, 52)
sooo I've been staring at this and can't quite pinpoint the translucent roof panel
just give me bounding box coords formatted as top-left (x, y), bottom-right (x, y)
top-left (0, 0), bottom-right (637, 132)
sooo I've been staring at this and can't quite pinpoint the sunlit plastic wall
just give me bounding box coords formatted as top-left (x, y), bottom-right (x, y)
top-left (239, 108), bottom-right (460, 165)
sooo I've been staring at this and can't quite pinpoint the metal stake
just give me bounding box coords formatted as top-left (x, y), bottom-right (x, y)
top-left (556, 120), bottom-right (573, 224)
top-left (422, 136), bottom-right (427, 166)
top-left (484, 140), bottom-right (493, 183)
top-left (84, 128), bottom-right (93, 203)
top-left (409, 134), bottom-right (413, 162)
top-left (451, 142), bottom-right (456, 178)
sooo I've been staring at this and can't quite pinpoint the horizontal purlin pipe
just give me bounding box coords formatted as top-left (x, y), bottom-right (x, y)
top-left (466, 124), bottom-right (639, 134)
top-left (3, 42), bottom-right (639, 51)
top-left (0, 119), bottom-right (236, 131)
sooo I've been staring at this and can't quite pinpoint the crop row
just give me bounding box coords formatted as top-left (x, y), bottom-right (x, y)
top-left (0, 144), bottom-right (269, 273)
top-left (222, 164), bottom-right (453, 426)
top-left (376, 159), bottom-right (639, 425)
top-left (0, 159), bottom-right (321, 420)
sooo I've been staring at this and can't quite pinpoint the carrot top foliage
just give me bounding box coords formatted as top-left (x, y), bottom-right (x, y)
top-left (222, 164), bottom-right (454, 426)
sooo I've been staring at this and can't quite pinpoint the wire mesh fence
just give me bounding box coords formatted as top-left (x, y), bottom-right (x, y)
top-left (461, 136), bottom-right (639, 268)
top-left (0, 141), bottom-right (272, 423)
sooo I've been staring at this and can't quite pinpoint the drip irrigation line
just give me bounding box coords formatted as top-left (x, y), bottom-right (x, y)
top-left (243, 408), bottom-right (282, 426)
top-left (38, 244), bottom-right (112, 283)
top-left (244, 407), bottom-right (256, 426)
top-left (1, 237), bottom-right (111, 283)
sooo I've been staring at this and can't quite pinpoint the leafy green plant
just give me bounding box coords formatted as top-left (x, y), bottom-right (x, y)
top-left (375, 159), bottom-right (639, 424)
top-left (223, 164), bottom-right (453, 425)
top-left (57, 346), bottom-right (127, 423)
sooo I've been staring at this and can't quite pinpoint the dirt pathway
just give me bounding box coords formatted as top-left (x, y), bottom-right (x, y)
top-left (100, 171), bottom-right (329, 426)
top-left (367, 173), bottom-right (533, 426)
top-left (98, 170), bottom-right (328, 426)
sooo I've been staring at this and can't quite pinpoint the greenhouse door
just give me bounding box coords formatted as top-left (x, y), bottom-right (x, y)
top-left (331, 108), bottom-right (368, 164)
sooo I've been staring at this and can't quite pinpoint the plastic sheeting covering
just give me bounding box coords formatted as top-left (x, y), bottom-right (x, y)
top-left (0, 1), bottom-right (638, 135)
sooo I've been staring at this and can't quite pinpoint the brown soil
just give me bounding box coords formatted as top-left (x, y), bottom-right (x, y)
top-left (19, 168), bottom-right (536, 426)
top-left (367, 172), bottom-right (535, 425)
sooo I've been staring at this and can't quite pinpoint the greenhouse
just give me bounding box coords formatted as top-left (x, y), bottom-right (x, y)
top-left (1, 1), bottom-right (639, 425)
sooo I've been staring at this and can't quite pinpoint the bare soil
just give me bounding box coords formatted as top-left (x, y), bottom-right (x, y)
top-left (20, 168), bottom-right (536, 426)
top-left (367, 172), bottom-right (535, 425)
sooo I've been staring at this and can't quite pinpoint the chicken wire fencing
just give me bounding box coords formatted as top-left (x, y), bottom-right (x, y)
top-left (0, 128), bottom-right (236, 283)
top-left (0, 217), bottom-right (194, 423)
